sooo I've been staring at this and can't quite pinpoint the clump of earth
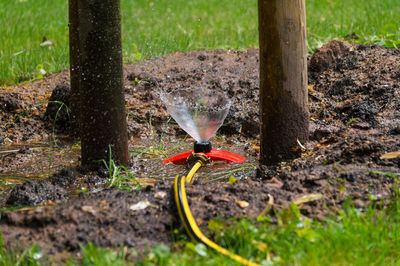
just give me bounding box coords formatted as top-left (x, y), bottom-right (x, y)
top-left (0, 40), bottom-right (399, 260)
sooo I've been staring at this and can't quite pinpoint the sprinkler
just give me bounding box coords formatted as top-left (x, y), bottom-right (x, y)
top-left (160, 87), bottom-right (246, 165)
top-left (161, 87), bottom-right (257, 265)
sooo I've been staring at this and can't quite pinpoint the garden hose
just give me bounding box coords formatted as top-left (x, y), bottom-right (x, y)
top-left (174, 154), bottom-right (260, 266)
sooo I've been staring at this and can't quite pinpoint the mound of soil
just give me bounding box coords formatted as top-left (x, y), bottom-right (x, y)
top-left (0, 40), bottom-right (399, 259)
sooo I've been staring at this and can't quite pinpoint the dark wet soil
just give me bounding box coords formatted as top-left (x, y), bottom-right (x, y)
top-left (0, 40), bottom-right (399, 259)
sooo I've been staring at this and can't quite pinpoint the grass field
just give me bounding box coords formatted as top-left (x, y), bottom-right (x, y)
top-left (1, 0), bottom-right (400, 85)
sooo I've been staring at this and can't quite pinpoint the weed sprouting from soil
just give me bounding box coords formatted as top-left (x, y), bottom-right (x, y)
top-left (102, 147), bottom-right (142, 191)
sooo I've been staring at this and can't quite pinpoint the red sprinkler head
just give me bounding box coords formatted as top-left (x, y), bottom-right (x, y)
top-left (162, 141), bottom-right (246, 165)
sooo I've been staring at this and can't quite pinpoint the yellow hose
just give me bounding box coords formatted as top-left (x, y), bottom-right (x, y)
top-left (185, 160), bottom-right (202, 183)
top-left (174, 160), bottom-right (260, 266)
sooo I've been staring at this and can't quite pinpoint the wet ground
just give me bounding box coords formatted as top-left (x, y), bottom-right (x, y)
top-left (0, 40), bottom-right (399, 259)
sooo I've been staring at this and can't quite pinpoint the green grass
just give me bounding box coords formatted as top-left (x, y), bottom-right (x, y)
top-left (0, 0), bottom-right (69, 85)
top-left (0, 235), bottom-right (45, 265)
top-left (102, 147), bottom-right (142, 191)
top-left (1, 0), bottom-right (400, 85)
top-left (153, 195), bottom-right (400, 265)
top-left (307, 0), bottom-right (400, 50)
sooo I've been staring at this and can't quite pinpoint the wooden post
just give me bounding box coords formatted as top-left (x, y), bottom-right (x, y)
top-left (68, 0), bottom-right (80, 136)
top-left (77, 0), bottom-right (129, 167)
top-left (258, 0), bottom-right (309, 165)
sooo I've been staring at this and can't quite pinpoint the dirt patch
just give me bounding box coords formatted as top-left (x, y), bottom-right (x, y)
top-left (0, 41), bottom-right (399, 259)
top-left (6, 180), bottom-right (67, 206)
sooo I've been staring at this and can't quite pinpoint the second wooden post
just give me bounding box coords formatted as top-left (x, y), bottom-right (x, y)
top-left (258, 0), bottom-right (309, 166)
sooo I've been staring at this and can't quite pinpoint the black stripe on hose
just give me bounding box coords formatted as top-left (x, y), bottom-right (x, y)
top-left (176, 173), bottom-right (203, 243)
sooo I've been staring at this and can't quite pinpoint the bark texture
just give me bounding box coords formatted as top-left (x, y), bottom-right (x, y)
top-left (258, 0), bottom-right (309, 165)
top-left (77, 0), bottom-right (128, 166)
top-left (68, 0), bottom-right (80, 135)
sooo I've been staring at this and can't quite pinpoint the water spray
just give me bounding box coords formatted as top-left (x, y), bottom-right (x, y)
top-left (160, 87), bottom-right (246, 165)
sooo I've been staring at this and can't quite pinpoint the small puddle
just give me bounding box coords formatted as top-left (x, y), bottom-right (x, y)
top-left (0, 141), bottom-right (81, 179)
top-left (0, 139), bottom-right (81, 205)
top-left (0, 135), bottom-right (256, 205)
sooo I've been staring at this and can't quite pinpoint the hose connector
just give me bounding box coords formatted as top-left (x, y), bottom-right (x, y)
top-left (187, 152), bottom-right (210, 168)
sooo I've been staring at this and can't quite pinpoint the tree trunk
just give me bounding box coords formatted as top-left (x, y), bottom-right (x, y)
top-left (77, 0), bottom-right (129, 167)
top-left (68, 0), bottom-right (80, 136)
top-left (258, 0), bottom-right (309, 165)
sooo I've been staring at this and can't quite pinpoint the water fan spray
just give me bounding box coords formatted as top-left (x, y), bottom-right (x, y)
top-left (160, 87), bottom-right (245, 165)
